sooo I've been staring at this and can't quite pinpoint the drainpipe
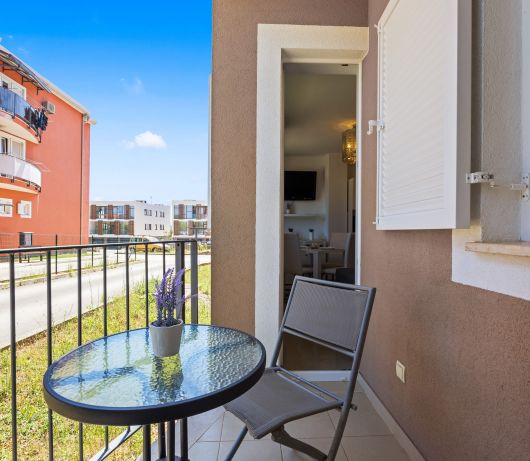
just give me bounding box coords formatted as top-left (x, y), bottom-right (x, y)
top-left (80, 114), bottom-right (96, 243)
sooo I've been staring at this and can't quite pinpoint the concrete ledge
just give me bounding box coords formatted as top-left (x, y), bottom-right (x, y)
top-left (465, 241), bottom-right (530, 257)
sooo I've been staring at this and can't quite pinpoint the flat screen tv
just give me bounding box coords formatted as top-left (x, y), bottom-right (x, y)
top-left (284, 171), bottom-right (317, 201)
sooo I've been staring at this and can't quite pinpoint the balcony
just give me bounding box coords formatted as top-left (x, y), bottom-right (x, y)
top-left (0, 153), bottom-right (41, 193)
top-left (0, 86), bottom-right (47, 143)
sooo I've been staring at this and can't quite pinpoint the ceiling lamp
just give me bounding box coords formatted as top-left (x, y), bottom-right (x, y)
top-left (342, 123), bottom-right (356, 165)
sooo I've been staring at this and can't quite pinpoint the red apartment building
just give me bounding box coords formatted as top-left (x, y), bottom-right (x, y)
top-left (0, 46), bottom-right (92, 248)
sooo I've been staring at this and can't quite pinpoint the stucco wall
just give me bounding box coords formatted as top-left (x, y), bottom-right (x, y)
top-left (211, 0), bottom-right (368, 333)
top-left (360, 1), bottom-right (530, 459)
top-left (212, 1), bottom-right (530, 459)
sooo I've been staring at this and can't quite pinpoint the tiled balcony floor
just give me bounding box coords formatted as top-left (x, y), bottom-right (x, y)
top-left (143, 381), bottom-right (410, 461)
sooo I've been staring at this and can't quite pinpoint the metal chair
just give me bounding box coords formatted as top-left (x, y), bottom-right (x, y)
top-left (224, 276), bottom-right (376, 460)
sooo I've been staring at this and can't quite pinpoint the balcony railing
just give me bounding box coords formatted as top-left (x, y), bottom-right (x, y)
top-left (0, 152), bottom-right (42, 191)
top-left (0, 239), bottom-right (200, 460)
top-left (0, 86), bottom-right (47, 139)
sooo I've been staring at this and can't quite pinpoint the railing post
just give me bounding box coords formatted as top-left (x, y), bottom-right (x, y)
top-left (190, 240), bottom-right (199, 324)
top-left (46, 250), bottom-right (54, 460)
top-left (9, 254), bottom-right (18, 461)
top-left (76, 247), bottom-right (83, 460)
top-left (175, 242), bottom-right (185, 322)
top-left (145, 244), bottom-right (149, 326)
top-left (103, 246), bottom-right (108, 337)
top-left (125, 244), bottom-right (130, 331)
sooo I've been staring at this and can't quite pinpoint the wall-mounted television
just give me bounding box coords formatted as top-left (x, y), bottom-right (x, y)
top-left (284, 171), bottom-right (317, 201)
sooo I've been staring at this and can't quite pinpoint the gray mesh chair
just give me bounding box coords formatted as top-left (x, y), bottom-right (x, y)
top-left (224, 276), bottom-right (376, 460)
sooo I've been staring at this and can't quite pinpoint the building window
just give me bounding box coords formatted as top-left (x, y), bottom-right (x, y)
top-left (114, 205), bottom-right (125, 219)
top-left (0, 72), bottom-right (27, 99)
top-left (155, 224), bottom-right (158, 230)
top-left (17, 201), bottom-right (31, 218)
top-left (0, 198), bottom-right (13, 217)
top-left (145, 223), bottom-right (152, 230)
top-left (185, 205), bottom-right (195, 219)
top-left (160, 211), bottom-right (165, 218)
top-left (130, 206), bottom-right (135, 218)
top-left (102, 222), bottom-right (112, 234)
top-left (96, 206), bottom-right (106, 219)
top-left (119, 222), bottom-right (129, 235)
top-left (144, 209), bottom-right (152, 216)
top-left (160, 224), bottom-right (164, 230)
top-left (155, 210), bottom-right (158, 217)
top-left (0, 134), bottom-right (26, 159)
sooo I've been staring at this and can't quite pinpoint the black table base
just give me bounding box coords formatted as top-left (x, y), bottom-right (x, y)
top-left (143, 419), bottom-right (189, 461)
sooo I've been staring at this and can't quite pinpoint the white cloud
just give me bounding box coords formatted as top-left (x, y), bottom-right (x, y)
top-left (120, 77), bottom-right (144, 94)
top-left (121, 131), bottom-right (167, 150)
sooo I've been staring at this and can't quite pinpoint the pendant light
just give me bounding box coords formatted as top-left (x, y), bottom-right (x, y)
top-left (342, 123), bottom-right (356, 165)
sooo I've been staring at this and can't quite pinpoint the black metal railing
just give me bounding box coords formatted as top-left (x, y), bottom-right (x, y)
top-left (0, 239), bottom-right (201, 461)
top-left (0, 86), bottom-right (46, 138)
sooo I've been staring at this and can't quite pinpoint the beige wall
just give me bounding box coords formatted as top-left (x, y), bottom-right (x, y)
top-left (211, 0), bottom-right (368, 333)
top-left (212, 0), bottom-right (530, 460)
top-left (360, 1), bottom-right (530, 459)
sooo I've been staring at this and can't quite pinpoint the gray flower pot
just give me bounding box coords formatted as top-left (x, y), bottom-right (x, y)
top-left (149, 319), bottom-right (184, 357)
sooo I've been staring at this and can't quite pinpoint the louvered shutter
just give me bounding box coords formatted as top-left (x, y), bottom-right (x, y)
top-left (375, 0), bottom-right (471, 230)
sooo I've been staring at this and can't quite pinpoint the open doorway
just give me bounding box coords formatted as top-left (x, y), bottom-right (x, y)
top-left (282, 63), bottom-right (359, 370)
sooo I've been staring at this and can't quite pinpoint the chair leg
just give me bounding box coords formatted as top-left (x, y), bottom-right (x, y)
top-left (223, 426), bottom-right (248, 461)
top-left (271, 426), bottom-right (326, 460)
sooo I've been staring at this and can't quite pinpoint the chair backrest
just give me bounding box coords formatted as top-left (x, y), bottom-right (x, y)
top-left (272, 276), bottom-right (375, 364)
top-left (329, 232), bottom-right (348, 249)
top-left (343, 233), bottom-right (355, 268)
top-left (284, 233), bottom-right (302, 276)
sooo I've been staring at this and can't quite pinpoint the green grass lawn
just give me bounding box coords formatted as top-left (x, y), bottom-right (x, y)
top-left (0, 264), bottom-right (211, 461)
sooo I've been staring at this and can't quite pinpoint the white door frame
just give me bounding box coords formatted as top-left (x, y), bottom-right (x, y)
top-left (255, 24), bottom-right (369, 357)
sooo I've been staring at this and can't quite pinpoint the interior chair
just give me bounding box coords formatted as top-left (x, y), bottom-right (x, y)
top-left (224, 276), bottom-right (376, 461)
top-left (284, 232), bottom-right (313, 281)
top-left (284, 233), bottom-right (313, 302)
top-left (325, 232), bottom-right (349, 267)
top-left (322, 233), bottom-right (354, 280)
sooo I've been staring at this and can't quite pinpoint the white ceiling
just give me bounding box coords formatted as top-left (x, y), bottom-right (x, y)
top-left (284, 64), bottom-right (357, 156)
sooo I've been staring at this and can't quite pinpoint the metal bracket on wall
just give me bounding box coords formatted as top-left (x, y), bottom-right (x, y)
top-left (466, 172), bottom-right (529, 201)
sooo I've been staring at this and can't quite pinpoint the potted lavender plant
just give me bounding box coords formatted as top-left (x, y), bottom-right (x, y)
top-left (149, 268), bottom-right (189, 357)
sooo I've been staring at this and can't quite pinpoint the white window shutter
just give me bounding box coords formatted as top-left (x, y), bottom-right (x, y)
top-left (375, 0), bottom-right (471, 230)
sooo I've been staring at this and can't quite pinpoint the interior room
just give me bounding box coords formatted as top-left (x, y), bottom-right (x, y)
top-left (282, 62), bottom-right (358, 368)
top-left (283, 62), bottom-right (357, 284)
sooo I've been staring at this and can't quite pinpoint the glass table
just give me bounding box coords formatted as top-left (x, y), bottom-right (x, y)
top-left (43, 325), bottom-right (266, 460)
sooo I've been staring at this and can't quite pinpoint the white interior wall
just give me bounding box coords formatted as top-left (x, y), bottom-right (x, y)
top-left (327, 152), bottom-right (348, 236)
top-left (283, 153), bottom-right (347, 240)
top-left (284, 154), bottom-right (328, 239)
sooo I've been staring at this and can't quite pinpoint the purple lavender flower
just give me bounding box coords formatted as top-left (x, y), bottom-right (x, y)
top-left (152, 268), bottom-right (194, 327)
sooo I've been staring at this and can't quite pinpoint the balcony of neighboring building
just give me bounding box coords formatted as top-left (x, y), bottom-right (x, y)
top-left (0, 152), bottom-right (41, 193)
top-left (0, 85), bottom-right (48, 143)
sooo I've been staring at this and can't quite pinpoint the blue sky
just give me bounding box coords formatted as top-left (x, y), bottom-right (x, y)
top-left (0, 1), bottom-right (212, 204)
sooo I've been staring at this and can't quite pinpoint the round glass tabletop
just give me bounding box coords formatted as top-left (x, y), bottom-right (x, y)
top-left (43, 325), bottom-right (266, 426)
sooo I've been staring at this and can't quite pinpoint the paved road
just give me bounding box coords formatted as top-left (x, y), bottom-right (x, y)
top-left (0, 249), bottom-right (136, 281)
top-left (0, 253), bottom-right (211, 348)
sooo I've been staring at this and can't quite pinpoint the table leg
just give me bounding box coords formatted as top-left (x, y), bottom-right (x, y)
top-left (180, 418), bottom-right (189, 460)
top-left (143, 425), bottom-right (151, 461)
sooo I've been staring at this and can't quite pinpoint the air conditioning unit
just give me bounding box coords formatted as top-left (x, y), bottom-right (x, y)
top-left (42, 101), bottom-right (56, 114)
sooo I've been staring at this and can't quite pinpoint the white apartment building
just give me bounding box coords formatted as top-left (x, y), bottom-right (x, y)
top-left (172, 200), bottom-right (209, 238)
top-left (89, 200), bottom-right (171, 241)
